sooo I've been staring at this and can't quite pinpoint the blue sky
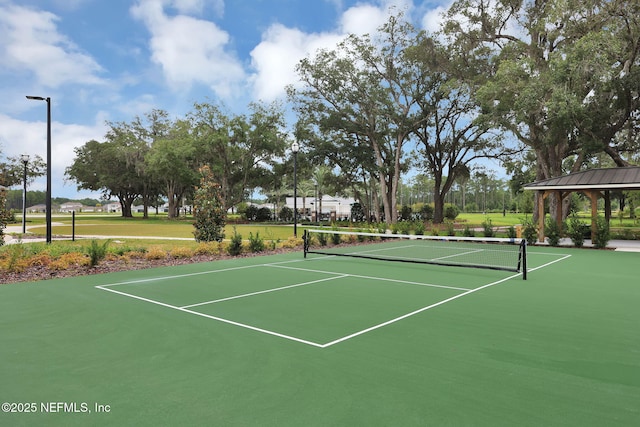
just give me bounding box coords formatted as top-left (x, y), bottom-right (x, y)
top-left (0, 0), bottom-right (452, 199)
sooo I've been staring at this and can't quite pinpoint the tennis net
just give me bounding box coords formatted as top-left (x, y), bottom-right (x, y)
top-left (303, 229), bottom-right (527, 279)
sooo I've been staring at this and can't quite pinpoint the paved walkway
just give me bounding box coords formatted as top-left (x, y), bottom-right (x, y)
top-left (3, 224), bottom-right (640, 252)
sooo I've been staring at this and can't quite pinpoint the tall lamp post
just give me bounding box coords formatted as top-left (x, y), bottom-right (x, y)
top-left (291, 142), bottom-right (299, 237)
top-left (314, 183), bottom-right (318, 223)
top-left (26, 96), bottom-right (52, 244)
top-left (20, 154), bottom-right (29, 234)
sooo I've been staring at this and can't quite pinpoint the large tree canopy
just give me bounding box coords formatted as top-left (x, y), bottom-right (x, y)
top-left (444, 0), bottom-right (640, 218)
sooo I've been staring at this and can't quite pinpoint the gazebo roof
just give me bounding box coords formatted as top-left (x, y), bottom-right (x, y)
top-left (523, 167), bottom-right (640, 191)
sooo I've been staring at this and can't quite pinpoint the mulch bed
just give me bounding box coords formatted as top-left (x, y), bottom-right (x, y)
top-left (0, 248), bottom-right (297, 285)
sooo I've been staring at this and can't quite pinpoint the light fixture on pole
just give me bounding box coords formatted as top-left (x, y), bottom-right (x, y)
top-left (26, 96), bottom-right (52, 244)
top-left (20, 154), bottom-right (29, 234)
top-left (291, 141), bottom-right (300, 237)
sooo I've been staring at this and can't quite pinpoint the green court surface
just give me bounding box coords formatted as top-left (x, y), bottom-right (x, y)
top-left (1, 245), bottom-right (638, 426)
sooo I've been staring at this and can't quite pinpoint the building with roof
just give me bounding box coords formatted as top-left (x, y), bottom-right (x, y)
top-left (523, 167), bottom-right (640, 242)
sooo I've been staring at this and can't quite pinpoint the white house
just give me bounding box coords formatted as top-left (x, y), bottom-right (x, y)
top-left (59, 202), bottom-right (84, 213)
top-left (103, 202), bottom-right (121, 213)
top-left (285, 195), bottom-right (355, 220)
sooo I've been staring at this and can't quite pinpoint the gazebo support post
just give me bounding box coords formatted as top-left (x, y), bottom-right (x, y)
top-left (537, 190), bottom-right (547, 243)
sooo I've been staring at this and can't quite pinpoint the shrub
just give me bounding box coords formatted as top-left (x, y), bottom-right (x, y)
top-left (567, 215), bottom-right (589, 247)
top-left (170, 246), bottom-right (194, 259)
top-left (481, 219), bottom-right (495, 237)
top-left (280, 236), bottom-right (302, 249)
top-left (444, 220), bottom-right (455, 236)
top-left (545, 218), bottom-right (563, 246)
top-left (1, 245), bottom-right (28, 272)
top-left (244, 205), bottom-right (259, 221)
top-left (227, 228), bottom-right (243, 256)
top-left (393, 221), bottom-right (412, 235)
top-left (109, 244), bottom-right (147, 257)
top-left (444, 204), bottom-right (459, 220)
top-left (279, 206), bottom-right (293, 222)
top-left (256, 207), bottom-right (272, 222)
top-left (506, 226), bottom-right (517, 239)
top-left (462, 224), bottom-right (475, 237)
top-left (317, 231), bottom-right (328, 246)
top-left (593, 216), bottom-right (610, 249)
top-left (248, 232), bottom-right (265, 253)
top-left (419, 204), bottom-right (434, 221)
top-left (331, 230), bottom-right (341, 245)
top-left (193, 165), bottom-right (226, 242)
top-left (194, 242), bottom-right (221, 256)
top-left (145, 247), bottom-right (167, 260)
top-left (350, 202), bottom-right (366, 222)
top-left (399, 205), bottom-right (412, 221)
top-left (522, 218), bottom-right (538, 245)
top-left (414, 221), bottom-right (425, 235)
top-left (49, 252), bottom-right (90, 270)
top-left (86, 239), bottom-right (110, 267)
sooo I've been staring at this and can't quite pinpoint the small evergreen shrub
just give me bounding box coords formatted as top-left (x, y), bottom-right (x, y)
top-left (317, 232), bottom-right (327, 246)
top-left (419, 204), bottom-right (434, 221)
top-left (248, 232), bottom-right (265, 253)
top-left (507, 226), bottom-right (517, 239)
top-left (593, 216), bottom-right (610, 249)
top-left (414, 222), bottom-right (425, 235)
top-left (444, 204), bottom-right (459, 220)
top-left (522, 218), bottom-right (538, 245)
top-left (445, 220), bottom-right (455, 236)
top-left (545, 218), bottom-right (563, 246)
top-left (462, 224), bottom-right (475, 237)
top-left (481, 219), bottom-right (495, 237)
top-left (227, 228), bottom-right (243, 256)
top-left (394, 221), bottom-right (412, 235)
top-left (87, 239), bottom-right (110, 267)
top-left (567, 216), bottom-right (589, 247)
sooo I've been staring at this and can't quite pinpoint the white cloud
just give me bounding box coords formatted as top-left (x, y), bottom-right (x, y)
top-left (249, 25), bottom-right (344, 101)
top-left (0, 3), bottom-right (104, 88)
top-left (421, 5), bottom-right (449, 33)
top-left (131, 0), bottom-right (244, 98)
top-left (0, 112), bottom-right (107, 194)
top-left (249, 1), bottom-right (412, 102)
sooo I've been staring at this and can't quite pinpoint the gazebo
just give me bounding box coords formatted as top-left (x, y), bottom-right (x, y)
top-left (523, 167), bottom-right (640, 242)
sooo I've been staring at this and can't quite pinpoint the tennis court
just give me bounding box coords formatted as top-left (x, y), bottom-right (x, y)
top-left (1, 241), bottom-right (638, 426)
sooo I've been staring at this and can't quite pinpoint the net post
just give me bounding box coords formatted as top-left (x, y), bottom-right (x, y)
top-left (520, 239), bottom-right (527, 280)
top-left (303, 229), bottom-right (309, 258)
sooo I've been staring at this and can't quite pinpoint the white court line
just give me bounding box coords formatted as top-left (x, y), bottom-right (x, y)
top-left (527, 253), bottom-right (572, 271)
top-left (95, 251), bottom-right (570, 349)
top-left (95, 284), bottom-right (325, 348)
top-left (99, 264), bottom-right (264, 287)
top-left (97, 258), bottom-right (313, 288)
top-left (432, 248), bottom-right (484, 261)
top-left (180, 275), bottom-right (347, 308)
top-left (320, 272), bottom-right (520, 348)
top-left (266, 264), bottom-right (472, 291)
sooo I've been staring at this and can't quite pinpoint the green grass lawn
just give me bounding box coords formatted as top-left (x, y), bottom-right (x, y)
top-left (12, 211), bottom-right (639, 243)
top-left (20, 214), bottom-right (300, 240)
